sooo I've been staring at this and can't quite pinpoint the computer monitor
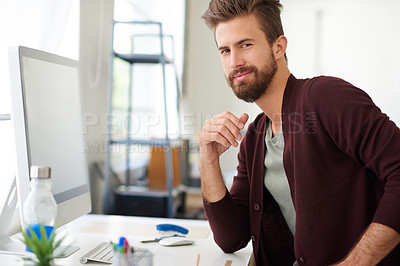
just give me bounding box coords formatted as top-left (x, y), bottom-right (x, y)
top-left (0, 46), bottom-right (91, 254)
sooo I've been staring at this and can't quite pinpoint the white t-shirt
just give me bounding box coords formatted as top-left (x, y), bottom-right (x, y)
top-left (264, 120), bottom-right (296, 235)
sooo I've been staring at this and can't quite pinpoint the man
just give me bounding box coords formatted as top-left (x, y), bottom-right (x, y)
top-left (198, 0), bottom-right (400, 265)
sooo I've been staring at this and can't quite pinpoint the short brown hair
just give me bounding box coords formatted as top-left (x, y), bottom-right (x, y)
top-left (202, 0), bottom-right (284, 46)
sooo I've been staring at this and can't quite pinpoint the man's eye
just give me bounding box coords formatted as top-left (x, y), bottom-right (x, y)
top-left (242, 43), bottom-right (251, 48)
top-left (221, 49), bottom-right (230, 54)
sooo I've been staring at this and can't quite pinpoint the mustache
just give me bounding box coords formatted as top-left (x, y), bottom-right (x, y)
top-left (229, 66), bottom-right (257, 81)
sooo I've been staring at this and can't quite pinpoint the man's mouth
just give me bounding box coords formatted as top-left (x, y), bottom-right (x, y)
top-left (233, 71), bottom-right (252, 82)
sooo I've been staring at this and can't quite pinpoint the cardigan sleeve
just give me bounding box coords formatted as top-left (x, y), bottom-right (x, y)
top-left (202, 123), bottom-right (252, 253)
top-left (307, 77), bottom-right (400, 234)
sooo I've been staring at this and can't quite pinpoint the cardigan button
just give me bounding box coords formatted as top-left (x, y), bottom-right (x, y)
top-left (250, 235), bottom-right (256, 242)
top-left (253, 203), bottom-right (260, 211)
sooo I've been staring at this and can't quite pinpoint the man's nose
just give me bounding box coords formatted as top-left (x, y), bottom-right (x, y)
top-left (230, 50), bottom-right (245, 69)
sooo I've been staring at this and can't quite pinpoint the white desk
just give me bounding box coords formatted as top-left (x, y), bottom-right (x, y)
top-left (1, 214), bottom-right (252, 266)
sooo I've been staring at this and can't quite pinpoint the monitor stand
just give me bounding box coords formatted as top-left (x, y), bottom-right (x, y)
top-left (0, 177), bottom-right (79, 258)
top-left (0, 176), bottom-right (25, 255)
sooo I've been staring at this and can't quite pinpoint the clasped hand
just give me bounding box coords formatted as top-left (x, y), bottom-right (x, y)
top-left (199, 111), bottom-right (249, 164)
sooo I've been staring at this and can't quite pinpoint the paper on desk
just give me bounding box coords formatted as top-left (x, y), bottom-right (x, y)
top-left (77, 222), bottom-right (210, 239)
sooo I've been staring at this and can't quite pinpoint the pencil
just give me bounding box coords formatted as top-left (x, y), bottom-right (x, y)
top-left (196, 253), bottom-right (200, 266)
top-left (224, 260), bottom-right (233, 266)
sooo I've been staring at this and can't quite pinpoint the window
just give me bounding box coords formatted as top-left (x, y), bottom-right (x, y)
top-left (0, 0), bottom-right (79, 202)
top-left (108, 0), bottom-right (185, 185)
top-left (112, 0), bottom-right (185, 139)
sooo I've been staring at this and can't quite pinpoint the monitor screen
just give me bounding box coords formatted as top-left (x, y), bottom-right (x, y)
top-left (8, 46), bottom-right (91, 234)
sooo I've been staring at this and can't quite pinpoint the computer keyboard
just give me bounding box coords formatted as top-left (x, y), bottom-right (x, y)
top-left (79, 241), bottom-right (148, 264)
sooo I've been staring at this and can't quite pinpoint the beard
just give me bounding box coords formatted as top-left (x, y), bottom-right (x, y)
top-left (227, 57), bottom-right (278, 103)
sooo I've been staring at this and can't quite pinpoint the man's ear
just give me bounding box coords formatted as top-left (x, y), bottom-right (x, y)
top-left (273, 35), bottom-right (287, 60)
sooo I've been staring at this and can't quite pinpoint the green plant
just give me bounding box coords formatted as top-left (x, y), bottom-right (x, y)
top-left (20, 225), bottom-right (64, 266)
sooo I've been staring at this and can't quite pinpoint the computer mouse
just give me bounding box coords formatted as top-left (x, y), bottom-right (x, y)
top-left (158, 236), bottom-right (195, 247)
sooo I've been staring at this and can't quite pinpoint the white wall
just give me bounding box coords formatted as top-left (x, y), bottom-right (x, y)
top-left (282, 0), bottom-right (400, 125)
top-left (183, 0), bottom-right (400, 172)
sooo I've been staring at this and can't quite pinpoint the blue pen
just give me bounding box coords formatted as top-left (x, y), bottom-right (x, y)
top-left (118, 237), bottom-right (126, 246)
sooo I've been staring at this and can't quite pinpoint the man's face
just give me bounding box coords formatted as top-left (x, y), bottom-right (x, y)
top-left (215, 14), bottom-right (277, 103)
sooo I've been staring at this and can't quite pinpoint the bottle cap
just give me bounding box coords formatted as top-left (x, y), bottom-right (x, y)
top-left (30, 166), bottom-right (51, 178)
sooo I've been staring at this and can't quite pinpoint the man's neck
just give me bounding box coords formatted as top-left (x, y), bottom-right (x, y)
top-left (255, 65), bottom-right (290, 136)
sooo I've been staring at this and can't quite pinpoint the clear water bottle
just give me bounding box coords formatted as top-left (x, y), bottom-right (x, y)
top-left (23, 166), bottom-right (57, 240)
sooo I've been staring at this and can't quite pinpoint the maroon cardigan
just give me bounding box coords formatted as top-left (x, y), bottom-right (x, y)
top-left (203, 74), bottom-right (400, 265)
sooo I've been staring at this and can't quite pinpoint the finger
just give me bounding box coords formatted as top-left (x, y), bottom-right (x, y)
top-left (207, 117), bottom-right (241, 145)
top-left (200, 131), bottom-right (231, 149)
top-left (204, 122), bottom-right (238, 147)
top-left (214, 111), bottom-right (243, 129)
top-left (235, 113), bottom-right (250, 141)
top-left (204, 118), bottom-right (238, 146)
top-left (238, 113), bottom-right (249, 128)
